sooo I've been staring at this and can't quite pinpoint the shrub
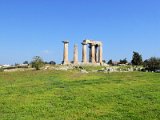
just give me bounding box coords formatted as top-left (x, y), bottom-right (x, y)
top-left (107, 59), bottom-right (113, 65)
top-left (143, 57), bottom-right (160, 71)
top-left (102, 60), bottom-right (106, 63)
top-left (31, 56), bottom-right (44, 70)
top-left (49, 61), bottom-right (56, 65)
top-left (0, 68), bottom-right (4, 72)
top-left (23, 61), bottom-right (29, 64)
top-left (119, 58), bottom-right (128, 64)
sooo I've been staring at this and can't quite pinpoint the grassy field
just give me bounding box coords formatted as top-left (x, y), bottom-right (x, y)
top-left (0, 70), bottom-right (160, 120)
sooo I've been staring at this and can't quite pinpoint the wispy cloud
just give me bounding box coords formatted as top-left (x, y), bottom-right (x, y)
top-left (42, 50), bottom-right (50, 54)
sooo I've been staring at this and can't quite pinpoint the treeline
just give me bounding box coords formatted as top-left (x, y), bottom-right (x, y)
top-left (106, 51), bottom-right (160, 72)
top-left (1, 52), bottom-right (160, 72)
top-left (0, 56), bottom-right (56, 71)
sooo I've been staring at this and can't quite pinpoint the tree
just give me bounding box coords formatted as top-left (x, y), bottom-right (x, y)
top-left (31, 56), bottom-right (44, 70)
top-left (102, 60), bottom-right (106, 63)
top-left (107, 59), bottom-right (113, 65)
top-left (15, 63), bottom-right (19, 66)
top-left (44, 61), bottom-right (49, 64)
top-left (49, 61), bottom-right (56, 65)
top-left (23, 61), bottom-right (29, 64)
top-left (131, 51), bottom-right (143, 66)
top-left (143, 57), bottom-right (160, 71)
top-left (119, 58), bottom-right (128, 64)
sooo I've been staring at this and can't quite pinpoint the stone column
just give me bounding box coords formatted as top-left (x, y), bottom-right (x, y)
top-left (82, 42), bottom-right (87, 63)
top-left (73, 44), bottom-right (78, 64)
top-left (89, 44), bottom-right (92, 62)
top-left (95, 45), bottom-right (99, 63)
top-left (62, 41), bottom-right (69, 64)
top-left (91, 44), bottom-right (96, 63)
top-left (99, 44), bottom-right (103, 64)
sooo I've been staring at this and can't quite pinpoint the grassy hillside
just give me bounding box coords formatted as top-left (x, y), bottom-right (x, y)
top-left (0, 70), bottom-right (160, 120)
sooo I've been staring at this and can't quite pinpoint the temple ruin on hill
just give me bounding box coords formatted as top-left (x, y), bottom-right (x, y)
top-left (62, 39), bottom-right (103, 65)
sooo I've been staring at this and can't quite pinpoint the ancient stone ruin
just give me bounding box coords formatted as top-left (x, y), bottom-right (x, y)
top-left (62, 39), bottom-right (103, 65)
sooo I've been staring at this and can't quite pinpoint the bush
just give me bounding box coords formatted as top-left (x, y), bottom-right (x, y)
top-left (143, 57), bottom-right (160, 71)
top-left (31, 56), bottom-right (44, 70)
top-left (107, 59), bottom-right (113, 65)
top-left (119, 58), bottom-right (128, 64)
top-left (49, 61), bottom-right (56, 65)
top-left (102, 60), bottom-right (106, 63)
top-left (23, 61), bottom-right (29, 64)
top-left (44, 61), bottom-right (49, 64)
top-left (0, 68), bottom-right (4, 72)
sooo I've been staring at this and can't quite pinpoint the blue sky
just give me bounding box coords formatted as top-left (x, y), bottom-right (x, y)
top-left (0, 0), bottom-right (160, 64)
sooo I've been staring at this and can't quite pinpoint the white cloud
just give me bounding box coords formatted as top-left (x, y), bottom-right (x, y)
top-left (42, 50), bottom-right (50, 54)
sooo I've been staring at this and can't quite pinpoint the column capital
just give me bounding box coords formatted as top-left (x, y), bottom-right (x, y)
top-left (62, 41), bottom-right (69, 44)
top-left (81, 42), bottom-right (87, 45)
top-left (98, 43), bottom-right (102, 47)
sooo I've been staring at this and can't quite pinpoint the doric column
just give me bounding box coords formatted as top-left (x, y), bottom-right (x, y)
top-left (91, 44), bottom-right (96, 63)
top-left (89, 44), bottom-right (92, 62)
top-left (62, 41), bottom-right (69, 64)
top-left (99, 43), bottom-right (103, 64)
top-left (95, 45), bottom-right (99, 63)
top-left (82, 42), bottom-right (87, 63)
top-left (73, 44), bottom-right (78, 64)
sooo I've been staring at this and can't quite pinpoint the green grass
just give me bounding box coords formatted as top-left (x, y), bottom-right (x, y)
top-left (0, 70), bottom-right (160, 120)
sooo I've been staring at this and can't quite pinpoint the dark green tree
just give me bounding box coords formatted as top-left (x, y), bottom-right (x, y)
top-left (107, 59), bottom-right (113, 65)
top-left (31, 56), bottom-right (44, 70)
top-left (49, 61), bottom-right (56, 65)
top-left (119, 58), bottom-right (128, 64)
top-left (23, 61), bottom-right (29, 64)
top-left (131, 51), bottom-right (143, 66)
top-left (143, 57), bottom-right (160, 71)
top-left (102, 60), bottom-right (106, 63)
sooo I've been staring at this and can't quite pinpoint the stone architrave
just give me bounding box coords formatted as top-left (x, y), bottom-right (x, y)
top-left (82, 39), bottom-right (103, 64)
top-left (73, 44), bottom-right (78, 64)
top-left (62, 41), bottom-right (69, 64)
